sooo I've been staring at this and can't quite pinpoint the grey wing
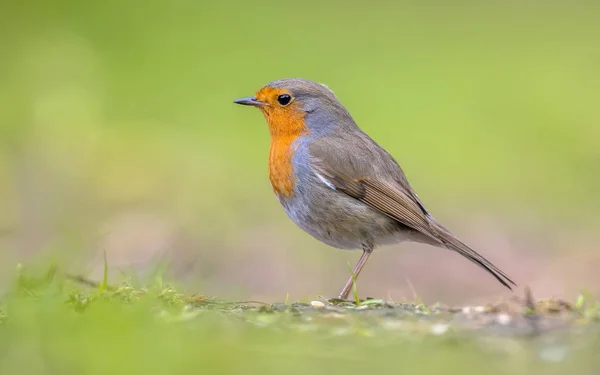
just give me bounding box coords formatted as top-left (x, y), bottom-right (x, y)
top-left (308, 134), bottom-right (517, 289)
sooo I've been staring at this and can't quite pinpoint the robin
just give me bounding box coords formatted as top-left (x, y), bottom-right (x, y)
top-left (234, 78), bottom-right (516, 300)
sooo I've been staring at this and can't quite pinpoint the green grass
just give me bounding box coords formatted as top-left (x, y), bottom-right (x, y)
top-left (1, 264), bottom-right (599, 375)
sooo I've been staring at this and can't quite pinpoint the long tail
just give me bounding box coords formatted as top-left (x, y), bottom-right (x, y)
top-left (430, 221), bottom-right (517, 290)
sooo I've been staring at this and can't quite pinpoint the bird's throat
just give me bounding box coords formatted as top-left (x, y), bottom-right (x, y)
top-left (262, 108), bottom-right (308, 199)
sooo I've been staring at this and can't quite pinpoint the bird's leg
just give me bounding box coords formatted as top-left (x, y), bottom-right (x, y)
top-left (338, 244), bottom-right (374, 300)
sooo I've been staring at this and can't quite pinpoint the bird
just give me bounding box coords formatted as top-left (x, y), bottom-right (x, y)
top-left (233, 78), bottom-right (516, 300)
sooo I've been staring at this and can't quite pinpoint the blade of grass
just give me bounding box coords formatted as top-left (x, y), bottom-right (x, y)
top-left (100, 249), bottom-right (108, 292)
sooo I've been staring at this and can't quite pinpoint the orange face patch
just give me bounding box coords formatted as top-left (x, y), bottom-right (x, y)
top-left (254, 87), bottom-right (309, 198)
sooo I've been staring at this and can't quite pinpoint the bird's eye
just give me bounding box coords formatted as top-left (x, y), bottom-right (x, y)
top-left (277, 94), bottom-right (292, 106)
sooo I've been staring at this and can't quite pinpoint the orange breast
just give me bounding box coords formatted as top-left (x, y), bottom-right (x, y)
top-left (268, 136), bottom-right (297, 198)
top-left (258, 98), bottom-right (309, 199)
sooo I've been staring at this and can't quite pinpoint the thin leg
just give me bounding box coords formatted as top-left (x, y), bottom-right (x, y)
top-left (338, 245), bottom-right (373, 300)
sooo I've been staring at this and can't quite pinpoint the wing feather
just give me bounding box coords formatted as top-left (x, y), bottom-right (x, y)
top-left (309, 136), bottom-right (516, 289)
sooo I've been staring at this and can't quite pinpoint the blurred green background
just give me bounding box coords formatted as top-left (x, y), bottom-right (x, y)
top-left (1, 0), bottom-right (599, 302)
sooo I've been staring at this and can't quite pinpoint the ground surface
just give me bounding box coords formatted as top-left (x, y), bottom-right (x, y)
top-left (1, 266), bottom-right (599, 375)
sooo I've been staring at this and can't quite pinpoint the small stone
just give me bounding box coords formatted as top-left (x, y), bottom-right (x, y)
top-left (539, 345), bottom-right (568, 362)
top-left (430, 323), bottom-right (449, 335)
top-left (474, 306), bottom-right (486, 313)
top-left (496, 313), bottom-right (512, 325)
top-left (310, 300), bottom-right (325, 308)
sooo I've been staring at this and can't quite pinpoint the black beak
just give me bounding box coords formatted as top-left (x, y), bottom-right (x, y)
top-left (233, 96), bottom-right (265, 107)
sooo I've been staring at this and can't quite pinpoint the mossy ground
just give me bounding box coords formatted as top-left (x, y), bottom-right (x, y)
top-left (1, 264), bottom-right (598, 375)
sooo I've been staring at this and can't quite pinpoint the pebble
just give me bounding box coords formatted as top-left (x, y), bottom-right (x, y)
top-left (539, 345), bottom-right (567, 362)
top-left (310, 300), bottom-right (325, 308)
top-left (496, 313), bottom-right (512, 325)
top-left (430, 323), bottom-right (449, 335)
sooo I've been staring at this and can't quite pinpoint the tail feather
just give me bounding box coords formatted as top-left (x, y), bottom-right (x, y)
top-left (431, 221), bottom-right (517, 290)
